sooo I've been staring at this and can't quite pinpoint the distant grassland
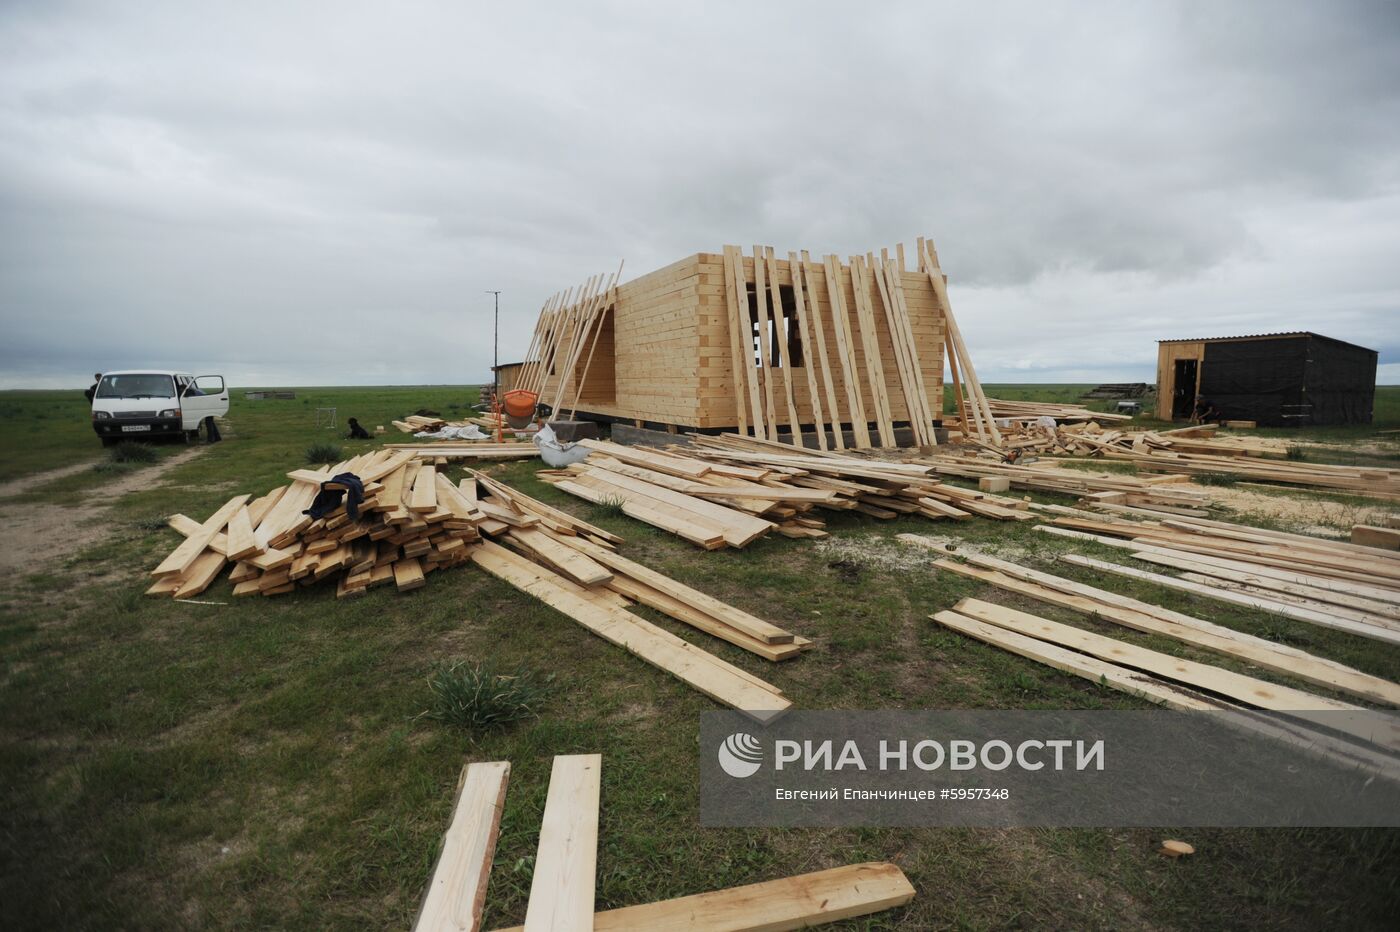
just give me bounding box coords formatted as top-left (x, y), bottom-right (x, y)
top-left (3, 384), bottom-right (1396, 486)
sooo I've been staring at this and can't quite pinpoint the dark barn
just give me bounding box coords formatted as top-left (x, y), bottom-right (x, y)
top-left (1156, 331), bottom-right (1377, 426)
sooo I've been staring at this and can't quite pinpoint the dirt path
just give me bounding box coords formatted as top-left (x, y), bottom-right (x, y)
top-left (0, 446), bottom-right (208, 577)
top-left (0, 461), bottom-right (99, 499)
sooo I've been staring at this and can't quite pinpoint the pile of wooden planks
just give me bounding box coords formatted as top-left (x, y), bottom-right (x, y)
top-left (916, 453), bottom-right (1210, 512)
top-left (537, 435), bottom-right (1038, 548)
top-left (394, 414), bottom-right (456, 433)
top-left (413, 755), bottom-right (916, 932)
top-left (1108, 448), bottom-right (1400, 499)
top-left (982, 420), bottom-right (1288, 460)
top-left (1036, 513), bottom-right (1400, 645)
top-left (384, 441), bottom-right (540, 461)
top-left (721, 241), bottom-right (946, 451)
top-left (983, 398), bottom-right (1134, 424)
top-left (930, 597), bottom-right (1400, 774)
top-left (149, 453), bottom-right (803, 715)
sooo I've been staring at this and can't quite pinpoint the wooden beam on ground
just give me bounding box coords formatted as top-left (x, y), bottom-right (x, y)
top-left (413, 761), bottom-right (511, 932)
top-left (953, 598), bottom-right (1397, 751)
top-left (469, 542), bottom-right (790, 718)
top-left (523, 754), bottom-right (601, 932)
top-left (152, 494), bottom-right (251, 577)
top-left (494, 861), bottom-right (914, 932)
top-left (1060, 554), bottom-right (1400, 646)
top-left (911, 546), bottom-right (1400, 706)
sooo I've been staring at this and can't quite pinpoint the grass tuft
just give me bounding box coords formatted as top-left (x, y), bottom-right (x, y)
top-left (109, 441), bottom-right (159, 464)
top-left (422, 661), bottom-right (554, 734)
top-left (593, 494), bottom-right (628, 519)
top-left (304, 442), bottom-right (343, 465)
top-left (1195, 471), bottom-right (1239, 486)
top-left (132, 513), bottom-right (172, 531)
top-left (1286, 445), bottom-right (1307, 461)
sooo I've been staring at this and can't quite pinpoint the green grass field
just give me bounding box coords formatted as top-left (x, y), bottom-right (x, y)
top-left (1, 385), bottom-right (1398, 929)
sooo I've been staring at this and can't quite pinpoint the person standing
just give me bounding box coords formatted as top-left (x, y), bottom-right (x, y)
top-left (84, 372), bottom-right (102, 402)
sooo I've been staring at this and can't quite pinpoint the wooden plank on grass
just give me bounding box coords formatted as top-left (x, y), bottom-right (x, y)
top-left (557, 533), bottom-right (795, 644)
top-left (152, 494), bottom-right (251, 577)
top-left (413, 761), bottom-right (510, 932)
top-left (550, 479), bottom-right (725, 550)
top-left (523, 754), bottom-right (601, 932)
top-left (928, 555), bottom-right (1400, 706)
top-left (496, 861), bottom-right (914, 932)
top-left (469, 542), bottom-right (789, 717)
top-left (953, 598), bottom-right (1400, 752)
top-left (508, 527), bottom-right (613, 586)
top-left (1060, 554), bottom-right (1400, 646)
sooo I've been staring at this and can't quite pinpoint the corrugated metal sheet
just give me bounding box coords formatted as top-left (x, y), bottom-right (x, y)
top-left (1157, 331), bottom-right (1310, 344)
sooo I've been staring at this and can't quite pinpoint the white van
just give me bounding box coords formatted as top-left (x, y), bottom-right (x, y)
top-left (90, 370), bottom-right (229, 446)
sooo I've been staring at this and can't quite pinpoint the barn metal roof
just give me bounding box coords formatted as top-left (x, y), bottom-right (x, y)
top-left (1157, 331), bottom-right (1376, 353)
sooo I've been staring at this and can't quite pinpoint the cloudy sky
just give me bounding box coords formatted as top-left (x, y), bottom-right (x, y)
top-left (2, 0), bottom-right (1397, 389)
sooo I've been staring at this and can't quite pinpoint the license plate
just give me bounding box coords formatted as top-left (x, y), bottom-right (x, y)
top-left (121, 424), bottom-right (151, 432)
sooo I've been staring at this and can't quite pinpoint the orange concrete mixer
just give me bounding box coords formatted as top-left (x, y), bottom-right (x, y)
top-left (500, 389), bottom-right (539, 429)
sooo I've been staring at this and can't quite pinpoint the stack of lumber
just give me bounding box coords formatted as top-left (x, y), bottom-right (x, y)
top-left (394, 414), bottom-right (456, 433)
top-left (1083, 382), bottom-right (1149, 399)
top-left (916, 453), bottom-right (1210, 512)
top-left (148, 453), bottom-right (802, 716)
top-left (983, 398), bottom-right (1134, 423)
top-left (982, 421), bottom-right (1287, 459)
top-left (383, 441), bottom-right (540, 461)
top-left (1109, 449), bottom-right (1400, 499)
top-left (146, 449), bottom-right (465, 601)
top-left (538, 435), bottom-right (1037, 548)
top-left (930, 597), bottom-right (1400, 774)
top-left (1036, 514), bottom-right (1400, 645)
top-left (414, 755), bottom-right (916, 932)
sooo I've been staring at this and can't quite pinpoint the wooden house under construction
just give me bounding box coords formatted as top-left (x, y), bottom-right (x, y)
top-left (516, 240), bottom-right (990, 449)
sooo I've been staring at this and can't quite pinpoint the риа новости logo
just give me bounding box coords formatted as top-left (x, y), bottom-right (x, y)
top-left (717, 732), bottom-right (763, 778)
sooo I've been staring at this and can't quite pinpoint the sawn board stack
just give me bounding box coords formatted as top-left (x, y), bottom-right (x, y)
top-left (535, 435), bottom-right (1035, 550)
top-left (146, 449), bottom-right (801, 717)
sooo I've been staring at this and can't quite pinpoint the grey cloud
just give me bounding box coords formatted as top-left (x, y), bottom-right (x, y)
top-left (1, 0), bottom-right (1397, 389)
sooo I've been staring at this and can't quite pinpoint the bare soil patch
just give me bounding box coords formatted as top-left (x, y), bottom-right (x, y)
top-left (0, 446), bottom-right (208, 577)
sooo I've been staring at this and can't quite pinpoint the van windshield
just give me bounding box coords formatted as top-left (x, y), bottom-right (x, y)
top-left (96, 374), bottom-right (176, 399)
